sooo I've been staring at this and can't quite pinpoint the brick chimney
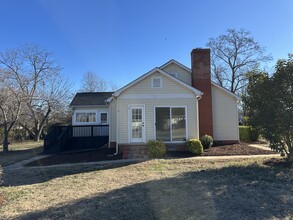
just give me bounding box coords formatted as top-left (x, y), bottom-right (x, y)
top-left (191, 48), bottom-right (213, 137)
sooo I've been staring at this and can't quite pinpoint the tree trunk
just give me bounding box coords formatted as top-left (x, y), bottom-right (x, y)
top-left (2, 125), bottom-right (9, 153)
top-left (33, 130), bottom-right (41, 142)
top-left (288, 152), bottom-right (293, 165)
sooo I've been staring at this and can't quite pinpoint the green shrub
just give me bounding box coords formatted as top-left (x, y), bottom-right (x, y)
top-left (186, 139), bottom-right (203, 155)
top-left (200, 135), bottom-right (213, 149)
top-left (239, 126), bottom-right (250, 141)
top-left (239, 126), bottom-right (260, 142)
top-left (147, 140), bottom-right (166, 158)
top-left (250, 127), bottom-right (260, 141)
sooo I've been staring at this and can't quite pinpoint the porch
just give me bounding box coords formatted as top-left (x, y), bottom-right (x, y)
top-left (44, 125), bottom-right (109, 153)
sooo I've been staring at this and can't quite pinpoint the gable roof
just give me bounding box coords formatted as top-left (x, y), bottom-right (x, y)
top-left (160, 59), bottom-right (192, 73)
top-left (70, 92), bottom-right (114, 107)
top-left (160, 59), bottom-right (239, 100)
top-left (108, 67), bottom-right (203, 101)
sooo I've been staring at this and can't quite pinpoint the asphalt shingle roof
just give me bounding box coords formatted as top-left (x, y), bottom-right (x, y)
top-left (69, 92), bottom-right (113, 106)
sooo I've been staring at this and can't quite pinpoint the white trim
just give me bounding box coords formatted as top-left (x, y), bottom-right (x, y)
top-left (160, 59), bottom-right (191, 73)
top-left (73, 110), bottom-right (98, 125)
top-left (151, 76), bottom-right (163, 88)
top-left (72, 109), bottom-right (110, 126)
top-left (111, 68), bottom-right (202, 98)
top-left (119, 93), bottom-right (196, 100)
top-left (154, 106), bottom-right (188, 143)
top-left (128, 104), bottom-right (146, 143)
top-left (70, 105), bottom-right (109, 108)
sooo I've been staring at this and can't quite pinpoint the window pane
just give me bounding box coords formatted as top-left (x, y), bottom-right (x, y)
top-left (132, 108), bottom-right (142, 139)
top-left (101, 113), bottom-right (107, 124)
top-left (88, 113), bottom-right (96, 122)
top-left (76, 113), bottom-right (86, 122)
top-left (155, 107), bottom-right (170, 141)
top-left (76, 112), bottom-right (96, 123)
top-left (171, 108), bottom-right (186, 141)
top-left (153, 78), bottom-right (161, 88)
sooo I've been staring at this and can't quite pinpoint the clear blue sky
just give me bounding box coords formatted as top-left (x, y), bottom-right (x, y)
top-left (1, 0), bottom-right (292, 91)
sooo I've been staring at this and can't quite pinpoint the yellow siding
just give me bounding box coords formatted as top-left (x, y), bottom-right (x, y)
top-left (161, 63), bottom-right (192, 85)
top-left (212, 85), bottom-right (239, 141)
top-left (115, 72), bottom-right (199, 144)
top-left (119, 71), bottom-right (192, 96)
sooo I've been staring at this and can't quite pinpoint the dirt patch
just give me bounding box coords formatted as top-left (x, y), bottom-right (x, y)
top-left (25, 148), bottom-right (122, 167)
top-left (202, 143), bottom-right (276, 156)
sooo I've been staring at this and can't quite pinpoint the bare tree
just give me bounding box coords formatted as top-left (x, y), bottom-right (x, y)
top-left (206, 28), bottom-right (272, 94)
top-left (80, 71), bottom-right (118, 92)
top-left (0, 69), bottom-right (22, 152)
top-left (0, 44), bottom-right (73, 142)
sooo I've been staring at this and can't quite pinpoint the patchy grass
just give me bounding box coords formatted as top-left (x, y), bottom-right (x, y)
top-left (0, 157), bottom-right (292, 219)
top-left (0, 141), bottom-right (43, 167)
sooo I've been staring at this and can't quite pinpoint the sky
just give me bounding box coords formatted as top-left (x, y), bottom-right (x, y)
top-left (0, 0), bottom-right (292, 91)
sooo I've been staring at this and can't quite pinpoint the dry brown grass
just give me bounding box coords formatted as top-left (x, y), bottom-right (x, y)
top-left (0, 141), bottom-right (43, 167)
top-left (0, 157), bottom-right (292, 220)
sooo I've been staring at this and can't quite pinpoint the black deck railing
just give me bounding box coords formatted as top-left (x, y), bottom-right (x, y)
top-left (44, 125), bottom-right (109, 152)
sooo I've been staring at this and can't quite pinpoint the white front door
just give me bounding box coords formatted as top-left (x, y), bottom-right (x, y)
top-left (129, 105), bottom-right (145, 143)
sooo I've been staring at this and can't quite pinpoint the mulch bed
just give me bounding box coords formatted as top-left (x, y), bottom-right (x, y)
top-left (24, 143), bottom-right (278, 167)
top-left (201, 143), bottom-right (277, 156)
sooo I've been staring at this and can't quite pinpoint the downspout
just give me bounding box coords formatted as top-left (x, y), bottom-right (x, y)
top-left (196, 94), bottom-right (202, 139)
top-left (107, 96), bottom-right (119, 157)
top-left (114, 96), bottom-right (119, 155)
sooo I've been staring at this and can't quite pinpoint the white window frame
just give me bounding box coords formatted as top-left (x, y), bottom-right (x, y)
top-left (74, 110), bottom-right (97, 125)
top-left (100, 112), bottom-right (108, 124)
top-left (151, 76), bottom-right (162, 88)
top-left (154, 106), bottom-right (188, 143)
top-left (128, 104), bottom-right (146, 143)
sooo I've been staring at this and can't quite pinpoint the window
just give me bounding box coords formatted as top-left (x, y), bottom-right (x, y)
top-left (100, 113), bottom-right (108, 124)
top-left (152, 77), bottom-right (162, 88)
top-left (76, 112), bottom-right (96, 123)
top-left (169, 73), bottom-right (178, 78)
top-left (155, 107), bottom-right (186, 142)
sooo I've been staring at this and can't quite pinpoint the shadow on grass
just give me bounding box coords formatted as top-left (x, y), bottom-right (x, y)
top-left (0, 146), bottom-right (44, 155)
top-left (9, 165), bottom-right (293, 220)
top-left (2, 161), bottom-right (141, 187)
top-left (0, 146), bottom-right (44, 167)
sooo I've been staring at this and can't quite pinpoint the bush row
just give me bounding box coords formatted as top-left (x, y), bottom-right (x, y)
top-left (239, 126), bottom-right (259, 142)
top-left (146, 135), bottom-right (214, 158)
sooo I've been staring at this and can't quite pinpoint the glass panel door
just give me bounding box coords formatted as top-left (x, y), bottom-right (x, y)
top-left (155, 107), bottom-right (171, 141)
top-left (171, 108), bottom-right (186, 141)
top-left (130, 106), bottom-right (145, 142)
top-left (155, 107), bottom-right (186, 142)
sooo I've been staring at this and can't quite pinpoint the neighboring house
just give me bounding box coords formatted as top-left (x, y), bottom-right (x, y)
top-left (69, 48), bottom-right (239, 153)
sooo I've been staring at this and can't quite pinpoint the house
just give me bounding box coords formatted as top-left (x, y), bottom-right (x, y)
top-left (69, 48), bottom-right (239, 155)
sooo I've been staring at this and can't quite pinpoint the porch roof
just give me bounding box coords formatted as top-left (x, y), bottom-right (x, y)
top-left (70, 92), bottom-right (114, 107)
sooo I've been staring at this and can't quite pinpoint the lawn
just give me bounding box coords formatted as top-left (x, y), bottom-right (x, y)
top-left (0, 156), bottom-right (292, 219)
top-left (0, 141), bottom-right (43, 167)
